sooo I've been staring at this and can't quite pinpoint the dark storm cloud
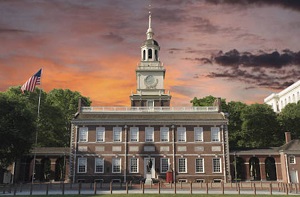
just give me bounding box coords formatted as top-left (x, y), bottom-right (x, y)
top-left (151, 7), bottom-right (186, 23)
top-left (213, 49), bottom-right (300, 69)
top-left (101, 32), bottom-right (124, 43)
top-left (206, 0), bottom-right (300, 11)
top-left (202, 49), bottom-right (300, 90)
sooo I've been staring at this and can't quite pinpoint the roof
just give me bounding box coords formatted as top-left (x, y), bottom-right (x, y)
top-left (72, 111), bottom-right (227, 125)
top-left (142, 39), bottom-right (159, 47)
top-left (278, 139), bottom-right (300, 154)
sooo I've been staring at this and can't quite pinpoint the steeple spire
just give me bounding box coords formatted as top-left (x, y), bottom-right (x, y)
top-left (146, 5), bottom-right (154, 39)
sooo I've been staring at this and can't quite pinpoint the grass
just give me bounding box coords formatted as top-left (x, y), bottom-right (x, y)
top-left (10, 195), bottom-right (290, 197)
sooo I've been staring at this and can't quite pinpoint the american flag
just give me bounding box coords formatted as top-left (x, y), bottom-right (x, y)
top-left (21, 68), bottom-right (42, 92)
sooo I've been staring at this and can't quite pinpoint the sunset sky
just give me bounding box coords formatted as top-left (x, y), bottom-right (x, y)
top-left (1, 0), bottom-right (300, 106)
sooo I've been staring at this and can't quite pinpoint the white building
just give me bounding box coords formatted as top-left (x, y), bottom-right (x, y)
top-left (264, 80), bottom-right (300, 112)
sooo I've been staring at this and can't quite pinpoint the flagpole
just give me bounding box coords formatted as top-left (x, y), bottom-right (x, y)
top-left (31, 84), bottom-right (42, 184)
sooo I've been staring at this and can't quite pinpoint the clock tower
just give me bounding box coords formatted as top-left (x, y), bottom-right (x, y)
top-left (130, 11), bottom-right (171, 107)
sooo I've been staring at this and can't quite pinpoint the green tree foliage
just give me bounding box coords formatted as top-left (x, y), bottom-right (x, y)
top-left (190, 95), bottom-right (228, 112)
top-left (0, 94), bottom-right (35, 169)
top-left (46, 89), bottom-right (91, 147)
top-left (1, 87), bottom-right (91, 148)
top-left (278, 102), bottom-right (300, 139)
top-left (227, 101), bottom-right (247, 148)
top-left (240, 104), bottom-right (281, 148)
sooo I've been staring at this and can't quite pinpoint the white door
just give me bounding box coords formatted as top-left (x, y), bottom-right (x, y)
top-left (290, 170), bottom-right (299, 183)
top-left (144, 158), bottom-right (155, 179)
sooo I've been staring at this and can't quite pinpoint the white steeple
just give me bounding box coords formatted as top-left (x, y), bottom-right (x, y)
top-left (146, 11), bottom-right (154, 39)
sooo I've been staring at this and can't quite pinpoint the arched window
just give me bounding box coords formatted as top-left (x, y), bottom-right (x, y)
top-left (155, 50), bottom-right (158, 60)
top-left (249, 157), bottom-right (261, 181)
top-left (265, 157), bottom-right (277, 181)
top-left (148, 49), bottom-right (152, 59)
top-left (143, 50), bottom-right (146, 60)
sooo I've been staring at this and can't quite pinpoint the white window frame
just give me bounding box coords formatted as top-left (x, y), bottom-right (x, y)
top-left (96, 127), bottom-right (105, 142)
top-left (129, 158), bottom-right (138, 173)
top-left (177, 127), bottom-right (186, 142)
top-left (113, 127), bottom-right (122, 142)
top-left (160, 158), bottom-right (169, 173)
top-left (95, 158), bottom-right (104, 173)
top-left (289, 156), bottom-right (296, 164)
top-left (212, 158), bottom-right (222, 173)
top-left (130, 127), bottom-right (139, 142)
top-left (79, 127), bottom-right (88, 142)
top-left (112, 158), bottom-right (121, 173)
top-left (77, 158), bottom-right (87, 173)
top-left (195, 158), bottom-right (204, 173)
top-left (160, 127), bottom-right (169, 142)
top-left (211, 127), bottom-right (220, 142)
top-left (145, 127), bottom-right (154, 142)
top-left (194, 127), bottom-right (203, 142)
top-left (178, 158), bottom-right (187, 173)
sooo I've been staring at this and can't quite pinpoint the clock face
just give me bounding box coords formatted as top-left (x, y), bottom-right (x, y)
top-left (145, 75), bottom-right (155, 85)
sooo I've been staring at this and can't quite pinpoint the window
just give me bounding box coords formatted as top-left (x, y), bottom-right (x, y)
top-left (289, 156), bottom-right (296, 164)
top-left (96, 127), bottom-right (105, 142)
top-left (79, 127), bottom-right (88, 142)
top-left (145, 127), bottom-right (154, 142)
top-left (194, 127), bottom-right (203, 142)
top-left (130, 158), bottom-right (138, 173)
top-left (160, 127), bottom-right (169, 142)
top-left (147, 100), bottom-right (154, 108)
top-left (178, 158), bottom-right (187, 173)
top-left (143, 50), bottom-right (145, 60)
top-left (211, 127), bottom-right (220, 142)
top-left (148, 49), bottom-right (152, 59)
top-left (112, 158), bottom-right (121, 173)
top-left (130, 127), bottom-right (139, 142)
top-left (177, 127), bottom-right (186, 142)
top-left (213, 158), bottom-right (221, 173)
top-left (113, 127), bottom-right (122, 142)
top-left (95, 158), bottom-right (104, 173)
top-left (161, 158), bottom-right (169, 173)
top-left (78, 158), bottom-right (87, 173)
top-left (196, 158), bottom-right (204, 173)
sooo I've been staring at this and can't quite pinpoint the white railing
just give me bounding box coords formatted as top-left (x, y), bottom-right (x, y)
top-left (81, 106), bottom-right (218, 113)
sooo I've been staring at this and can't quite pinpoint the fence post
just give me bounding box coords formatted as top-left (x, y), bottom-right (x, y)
top-left (206, 182), bottom-right (209, 194)
top-left (174, 182), bottom-right (177, 194)
top-left (110, 181), bottom-right (113, 194)
top-left (253, 183), bottom-right (256, 195)
top-left (78, 182), bottom-right (81, 195)
top-left (180, 181), bottom-right (182, 189)
top-left (30, 183), bottom-right (33, 195)
top-left (142, 182), bottom-right (144, 194)
top-left (13, 185), bottom-right (17, 196)
top-left (94, 182), bottom-right (97, 195)
top-left (62, 181), bottom-right (65, 195)
top-left (269, 183), bottom-right (272, 195)
top-left (222, 181), bottom-right (224, 195)
top-left (238, 183), bottom-right (240, 195)
top-left (46, 183), bottom-right (49, 195)
top-left (126, 182), bottom-right (128, 194)
top-left (158, 181), bottom-right (161, 194)
top-left (190, 182), bottom-right (192, 194)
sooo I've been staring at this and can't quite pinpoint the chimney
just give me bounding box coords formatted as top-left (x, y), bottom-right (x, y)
top-left (285, 132), bottom-right (291, 144)
top-left (213, 97), bottom-right (222, 112)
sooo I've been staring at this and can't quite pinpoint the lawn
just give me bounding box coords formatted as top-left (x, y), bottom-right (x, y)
top-left (12, 194), bottom-right (290, 197)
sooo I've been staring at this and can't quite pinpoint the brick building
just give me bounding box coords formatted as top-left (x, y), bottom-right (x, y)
top-left (69, 12), bottom-right (230, 183)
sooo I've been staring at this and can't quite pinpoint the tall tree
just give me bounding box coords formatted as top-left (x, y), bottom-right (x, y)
top-left (278, 102), bottom-right (300, 139)
top-left (239, 104), bottom-right (282, 148)
top-left (227, 101), bottom-right (247, 149)
top-left (0, 94), bottom-right (35, 169)
top-left (46, 89), bottom-right (91, 146)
